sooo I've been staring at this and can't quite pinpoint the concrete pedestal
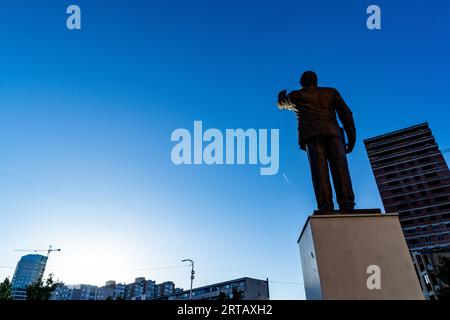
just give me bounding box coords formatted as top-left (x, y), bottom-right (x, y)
top-left (297, 211), bottom-right (424, 300)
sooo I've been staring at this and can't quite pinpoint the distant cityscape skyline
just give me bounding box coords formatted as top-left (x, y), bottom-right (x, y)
top-left (7, 252), bottom-right (269, 301)
top-left (50, 276), bottom-right (269, 301)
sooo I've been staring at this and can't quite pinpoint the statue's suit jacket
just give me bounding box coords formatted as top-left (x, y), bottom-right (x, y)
top-left (286, 86), bottom-right (356, 150)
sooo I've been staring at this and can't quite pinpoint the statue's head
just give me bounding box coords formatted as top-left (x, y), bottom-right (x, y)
top-left (300, 71), bottom-right (318, 88)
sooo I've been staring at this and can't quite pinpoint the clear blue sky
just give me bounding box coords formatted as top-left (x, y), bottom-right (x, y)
top-left (0, 0), bottom-right (449, 299)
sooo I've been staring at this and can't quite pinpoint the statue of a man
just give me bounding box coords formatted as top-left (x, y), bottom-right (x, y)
top-left (278, 71), bottom-right (356, 211)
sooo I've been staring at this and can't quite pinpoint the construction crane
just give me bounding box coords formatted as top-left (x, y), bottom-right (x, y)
top-left (442, 148), bottom-right (450, 154)
top-left (14, 245), bottom-right (61, 257)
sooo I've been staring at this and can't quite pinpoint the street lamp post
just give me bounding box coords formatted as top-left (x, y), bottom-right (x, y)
top-left (181, 259), bottom-right (195, 300)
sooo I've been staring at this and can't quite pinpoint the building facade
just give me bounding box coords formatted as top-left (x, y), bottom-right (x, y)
top-left (411, 249), bottom-right (450, 298)
top-left (132, 277), bottom-right (146, 298)
top-left (155, 281), bottom-right (175, 298)
top-left (52, 282), bottom-right (128, 300)
top-left (163, 277), bottom-right (269, 300)
top-left (364, 122), bottom-right (450, 299)
top-left (113, 283), bottom-right (127, 300)
top-left (124, 277), bottom-right (170, 300)
top-left (11, 254), bottom-right (48, 300)
top-left (49, 277), bottom-right (269, 301)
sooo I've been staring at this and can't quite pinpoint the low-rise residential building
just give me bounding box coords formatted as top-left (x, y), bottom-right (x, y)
top-left (163, 277), bottom-right (269, 300)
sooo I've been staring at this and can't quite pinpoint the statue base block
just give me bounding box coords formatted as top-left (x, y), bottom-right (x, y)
top-left (297, 211), bottom-right (424, 300)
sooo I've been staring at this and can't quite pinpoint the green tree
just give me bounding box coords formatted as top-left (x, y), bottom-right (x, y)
top-left (436, 256), bottom-right (450, 300)
top-left (0, 278), bottom-right (12, 300)
top-left (26, 274), bottom-right (58, 300)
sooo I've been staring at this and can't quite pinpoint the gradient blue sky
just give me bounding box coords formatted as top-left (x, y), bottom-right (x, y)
top-left (0, 0), bottom-right (449, 299)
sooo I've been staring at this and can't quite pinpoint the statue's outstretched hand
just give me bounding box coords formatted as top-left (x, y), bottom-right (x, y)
top-left (278, 90), bottom-right (293, 110)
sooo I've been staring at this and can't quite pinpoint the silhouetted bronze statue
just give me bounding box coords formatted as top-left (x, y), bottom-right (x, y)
top-left (278, 71), bottom-right (356, 211)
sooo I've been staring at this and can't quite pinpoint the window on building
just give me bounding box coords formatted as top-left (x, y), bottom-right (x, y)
top-left (428, 180), bottom-right (441, 187)
top-left (400, 211), bottom-right (412, 217)
top-left (402, 220), bottom-right (414, 226)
